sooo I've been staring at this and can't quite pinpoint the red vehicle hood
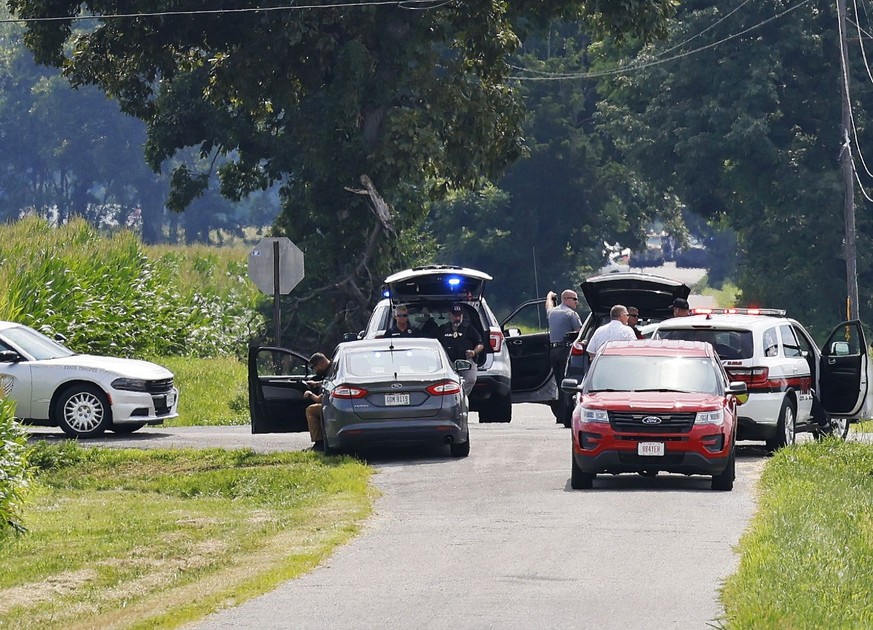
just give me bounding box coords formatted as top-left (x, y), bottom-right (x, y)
top-left (581, 391), bottom-right (723, 412)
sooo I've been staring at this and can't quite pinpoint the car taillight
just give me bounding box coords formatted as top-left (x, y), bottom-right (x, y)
top-left (426, 380), bottom-right (462, 396)
top-left (726, 367), bottom-right (769, 385)
top-left (489, 329), bottom-right (503, 352)
top-left (331, 385), bottom-right (369, 399)
top-left (569, 341), bottom-right (586, 357)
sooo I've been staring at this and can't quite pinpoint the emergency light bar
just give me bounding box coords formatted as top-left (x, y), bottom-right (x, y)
top-left (691, 307), bottom-right (786, 317)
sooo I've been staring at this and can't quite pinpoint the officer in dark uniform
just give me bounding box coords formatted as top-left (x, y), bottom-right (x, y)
top-left (382, 304), bottom-right (416, 338)
top-left (438, 303), bottom-right (484, 393)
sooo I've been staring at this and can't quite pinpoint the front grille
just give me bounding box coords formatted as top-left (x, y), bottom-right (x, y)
top-left (146, 378), bottom-right (174, 394)
top-left (608, 411), bottom-right (696, 434)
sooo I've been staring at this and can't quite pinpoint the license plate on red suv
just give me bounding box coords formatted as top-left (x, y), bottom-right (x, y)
top-left (638, 442), bottom-right (665, 456)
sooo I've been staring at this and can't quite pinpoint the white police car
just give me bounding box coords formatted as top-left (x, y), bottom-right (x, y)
top-left (0, 321), bottom-right (179, 438)
top-left (655, 309), bottom-right (868, 449)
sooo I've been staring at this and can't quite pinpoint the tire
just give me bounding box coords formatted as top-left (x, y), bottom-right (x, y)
top-left (55, 384), bottom-right (111, 438)
top-left (450, 430), bottom-right (470, 457)
top-left (479, 393), bottom-right (512, 423)
top-left (711, 447), bottom-right (735, 491)
top-left (815, 416), bottom-right (850, 441)
top-left (570, 451), bottom-right (595, 489)
top-left (766, 398), bottom-right (796, 451)
top-left (110, 422), bottom-right (146, 434)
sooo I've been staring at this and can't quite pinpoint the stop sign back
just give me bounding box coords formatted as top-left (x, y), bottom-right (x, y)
top-left (248, 237), bottom-right (304, 295)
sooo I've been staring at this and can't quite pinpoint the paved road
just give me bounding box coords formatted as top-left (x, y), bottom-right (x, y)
top-left (31, 404), bottom-right (765, 629)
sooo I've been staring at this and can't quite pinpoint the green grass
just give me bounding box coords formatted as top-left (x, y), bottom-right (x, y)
top-left (154, 355), bottom-right (249, 426)
top-left (853, 420), bottom-right (873, 433)
top-left (0, 442), bottom-right (374, 629)
top-left (722, 440), bottom-right (873, 628)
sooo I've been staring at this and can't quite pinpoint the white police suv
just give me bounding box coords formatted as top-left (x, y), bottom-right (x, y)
top-left (655, 309), bottom-right (868, 449)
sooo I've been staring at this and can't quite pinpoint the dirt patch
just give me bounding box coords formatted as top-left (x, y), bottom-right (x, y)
top-left (0, 569), bottom-right (98, 615)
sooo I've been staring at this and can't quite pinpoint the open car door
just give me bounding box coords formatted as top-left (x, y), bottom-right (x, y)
top-left (819, 320), bottom-right (869, 417)
top-left (248, 346), bottom-right (313, 433)
top-left (501, 298), bottom-right (554, 396)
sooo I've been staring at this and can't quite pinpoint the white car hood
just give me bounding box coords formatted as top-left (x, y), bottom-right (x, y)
top-left (44, 354), bottom-right (173, 379)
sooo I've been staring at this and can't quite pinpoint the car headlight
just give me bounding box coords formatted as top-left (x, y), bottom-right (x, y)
top-left (579, 408), bottom-right (609, 424)
top-left (111, 378), bottom-right (148, 392)
top-left (695, 409), bottom-right (724, 425)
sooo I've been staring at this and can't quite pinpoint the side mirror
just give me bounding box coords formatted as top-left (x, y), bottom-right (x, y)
top-left (729, 381), bottom-right (749, 405)
top-left (0, 350), bottom-right (21, 363)
top-left (341, 332), bottom-right (360, 343)
top-left (505, 328), bottom-right (521, 338)
top-left (561, 378), bottom-right (580, 394)
top-left (830, 341), bottom-right (851, 356)
top-left (454, 359), bottom-right (473, 372)
top-left (54, 333), bottom-right (67, 343)
top-left (800, 350), bottom-right (809, 358)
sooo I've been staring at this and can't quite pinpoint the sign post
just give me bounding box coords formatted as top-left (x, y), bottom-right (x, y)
top-left (248, 237), bottom-right (305, 346)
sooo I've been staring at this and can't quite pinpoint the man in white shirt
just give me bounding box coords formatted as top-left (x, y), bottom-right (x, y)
top-left (586, 304), bottom-right (638, 359)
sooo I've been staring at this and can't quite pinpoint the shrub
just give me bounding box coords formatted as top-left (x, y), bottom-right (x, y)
top-left (0, 399), bottom-right (29, 536)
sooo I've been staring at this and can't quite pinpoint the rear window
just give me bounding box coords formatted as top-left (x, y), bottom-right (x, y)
top-left (657, 328), bottom-right (753, 360)
top-left (344, 348), bottom-right (444, 377)
top-left (586, 355), bottom-right (723, 395)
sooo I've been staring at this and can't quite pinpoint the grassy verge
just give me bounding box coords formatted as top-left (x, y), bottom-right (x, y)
top-left (0, 442), bottom-right (374, 629)
top-left (853, 420), bottom-right (873, 433)
top-left (155, 355), bottom-right (249, 426)
top-left (722, 440), bottom-right (873, 628)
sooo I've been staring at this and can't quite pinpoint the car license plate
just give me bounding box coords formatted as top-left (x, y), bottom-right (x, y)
top-left (166, 391), bottom-right (176, 408)
top-left (385, 393), bottom-right (410, 406)
top-left (638, 442), bottom-right (665, 456)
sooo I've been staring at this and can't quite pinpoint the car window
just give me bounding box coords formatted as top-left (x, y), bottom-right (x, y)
top-left (1, 325), bottom-right (76, 360)
top-left (366, 303), bottom-right (391, 337)
top-left (502, 301), bottom-right (549, 334)
top-left (763, 327), bottom-right (779, 358)
top-left (344, 348), bottom-right (444, 377)
top-left (255, 350), bottom-right (310, 377)
top-left (791, 325), bottom-right (815, 357)
top-left (779, 325), bottom-right (803, 358)
top-left (823, 323), bottom-right (863, 356)
top-left (657, 328), bottom-right (753, 360)
top-left (585, 355), bottom-right (722, 395)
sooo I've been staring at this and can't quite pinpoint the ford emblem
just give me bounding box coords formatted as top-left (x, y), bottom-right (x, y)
top-left (641, 416), bottom-right (662, 425)
top-left (391, 383), bottom-right (403, 389)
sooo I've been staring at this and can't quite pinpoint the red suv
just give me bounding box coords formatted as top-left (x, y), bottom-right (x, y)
top-left (563, 339), bottom-right (747, 491)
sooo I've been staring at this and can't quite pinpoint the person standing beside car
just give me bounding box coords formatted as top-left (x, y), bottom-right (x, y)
top-left (626, 306), bottom-right (644, 339)
top-left (672, 298), bottom-right (691, 317)
top-left (439, 304), bottom-right (484, 390)
top-left (586, 304), bottom-right (637, 359)
top-left (382, 304), bottom-right (416, 338)
top-left (546, 289), bottom-right (583, 399)
top-left (303, 352), bottom-right (331, 452)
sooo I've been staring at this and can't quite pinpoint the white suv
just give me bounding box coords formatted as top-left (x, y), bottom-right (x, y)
top-left (655, 309), bottom-right (869, 449)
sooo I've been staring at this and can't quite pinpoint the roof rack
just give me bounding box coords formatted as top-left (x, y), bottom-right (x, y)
top-left (691, 307), bottom-right (786, 317)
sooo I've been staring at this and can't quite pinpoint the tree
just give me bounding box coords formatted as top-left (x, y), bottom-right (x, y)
top-left (597, 0), bottom-right (873, 337)
top-left (8, 0), bottom-right (676, 347)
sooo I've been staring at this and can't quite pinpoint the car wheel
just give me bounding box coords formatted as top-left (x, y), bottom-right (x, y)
top-left (450, 431), bottom-right (470, 457)
top-left (480, 393), bottom-right (512, 423)
top-left (766, 398), bottom-right (796, 451)
top-left (55, 384), bottom-right (111, 438)
top-left (110, 423), bottom-right (146, 434)
top-left (815, 416), bottom-right (850, 441)
top-left (570, 451), bottom-right (594, 489)
top-left (711, 446), bottom-right (735, 491)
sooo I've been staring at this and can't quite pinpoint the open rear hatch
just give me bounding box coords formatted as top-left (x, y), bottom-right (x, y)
top-left (385, 265), bottom-right (491, 304)
top-left (581, 273), bottom-right (690, 319)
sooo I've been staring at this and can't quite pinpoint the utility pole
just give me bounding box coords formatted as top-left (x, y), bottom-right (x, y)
top-left (838, 0), bottom-right (861, 321)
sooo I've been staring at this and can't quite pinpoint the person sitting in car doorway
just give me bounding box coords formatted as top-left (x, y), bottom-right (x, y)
top-left (627, 306), bottom-right (644, 339)
top-left (672, 298), bottom-right (691, 317)
top-left (439, 303), bottom-right (484, 390)
top-left (303, 352), bottom-right (331, 452)
top-left (382, 304), bottom-right (417, 338)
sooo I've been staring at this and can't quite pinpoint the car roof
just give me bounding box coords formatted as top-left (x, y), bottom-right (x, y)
top-left (657, 314), bottom-right (791, 332)
top-left (599, 339), bottom-right (714, 357)
top-left (339, 338), bottom-right (446, 353)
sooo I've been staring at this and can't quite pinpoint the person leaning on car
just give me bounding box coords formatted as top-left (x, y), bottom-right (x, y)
top-left (303, 352), bottom-right (331, 452)
top-left (546, 289), bottom-right (583, 398)
top-left (381, 304), bottom-right (417, 338)
top-left (586, 304), bottom-right (638, 359)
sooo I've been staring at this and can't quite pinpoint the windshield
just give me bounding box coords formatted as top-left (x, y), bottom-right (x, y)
top-left (344, 348), bottom-right (444, 378)
top-left (657, 328), bottom-right (753, 360)
top-left (585, 355), bottom-right (723, 395)
top-left (2, 325), bottom-right (75, 360)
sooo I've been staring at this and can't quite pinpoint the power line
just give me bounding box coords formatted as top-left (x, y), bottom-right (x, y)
top-left (508, 0), bottom-right (812, 82)
top-left (0, 0), bottom-right (449, 24)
